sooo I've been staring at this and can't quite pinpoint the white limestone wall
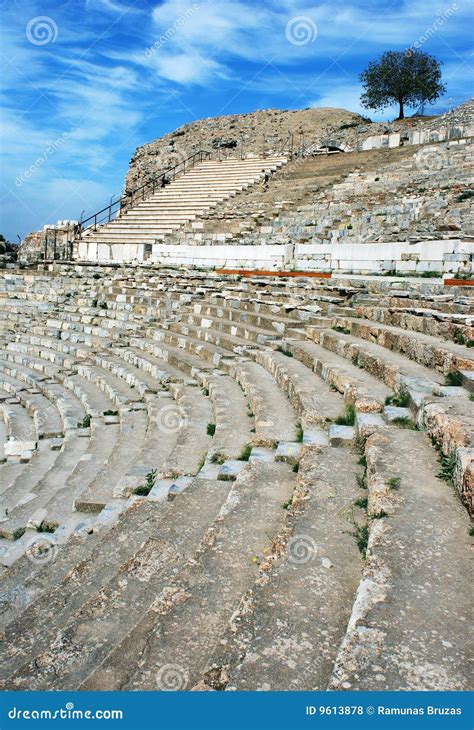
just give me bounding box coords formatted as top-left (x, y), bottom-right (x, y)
top-left (361, 122), bottom-right (474, 152)
top-left (296, 239), bottom-right (473, 274)
top-left (150, 242), bottom-right (291, 269)
top-left (77, 238), bottom-right (472, 276)
top-left (78, 240), bottom-right (145, 263)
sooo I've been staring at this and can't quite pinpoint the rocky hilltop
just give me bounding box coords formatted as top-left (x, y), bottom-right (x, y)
top-left (125, 107), bottom-right (366, 193)
top-left (125, 100), bottom-right (474, 195)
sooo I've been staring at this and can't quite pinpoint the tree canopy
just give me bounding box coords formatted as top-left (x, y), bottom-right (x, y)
top-left (359, 50), bottom-right (446, 120)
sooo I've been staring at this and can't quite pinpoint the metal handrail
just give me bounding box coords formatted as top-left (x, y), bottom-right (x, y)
top-left (277, 132), bottom-right (294, 159)
top-left (77, 148), bottom-right (213, 237)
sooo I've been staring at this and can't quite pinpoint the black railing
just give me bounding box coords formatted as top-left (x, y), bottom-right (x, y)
top-left (74, 139), bottom-right (296, 251)
top-left (76, 148), bottom-right (213, 238)
top-left (277, 132), bottom-right (294, 158)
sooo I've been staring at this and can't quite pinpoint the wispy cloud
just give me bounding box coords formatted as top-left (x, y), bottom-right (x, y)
top-left (1, 0), bottom-right (472, 241)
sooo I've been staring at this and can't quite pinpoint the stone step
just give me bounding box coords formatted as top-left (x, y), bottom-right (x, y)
top-left (305, 328), bottom-right (447, 397)
top-left (79, 460), bottom-right (294, 691)
top-left (0, 431), bottom-right (91, 540)
top-left (0, 401), bottom-right (37, 458)
top-left (253, 348), bottom-right (346, 429)
top-left (228, 360), bottom-right (297, 446)
top-left (154, 328), bottom-right (238, 368)
top-left (327, 315), bottom-right (474, 376)
top-left (355, 305), bottom-right (474, 345)
top-left (330, 427), bottom-right (472, 690)
top-left (0, 410), bottom-right (8, 461)
top-left (283, 338), bottom-right (391, 412)
top-left (81, 158), bottom-right (288, 252)
top-left (0, 436), bottom-right (61, 506)
top-left (201, 373), bottom-right (254, 462)
top-left (158, 384), bottom-right (213, 479)
top-left (105, 395), bottom-right (180, 502)
top-left (192, 299), bottom-right (322, 331)
top-left (0, 479), bottom-right (231, 685)
top-left (0, 356), bottom-right (88, 430)
top-left (0, 373), bottom-right (63, 439)
top-left (130, 337), bottom-right (214, 379)
top-left (167, 318), bottom-right (270, 355)
top-left (210, 447), bottom-right (364, 690)
top-left (296, 330), bottom-right (473, 505)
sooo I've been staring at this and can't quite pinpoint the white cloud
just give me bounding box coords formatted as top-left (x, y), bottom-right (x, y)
top-left (84, 0), bottom-right (143, 15)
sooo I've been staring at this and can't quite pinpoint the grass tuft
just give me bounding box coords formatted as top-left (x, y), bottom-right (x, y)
top-left (445, 371), bottom-right (463, 387)
top-left (276, 345), bottom-right (293, 357)
top-left (37, 522), bottom-right (55, 533)
top-left (295, 421), bottom-right (304, 443)
top-left (335, 404), bottom-right (356, 426)
top-left (238, 444), bottom-right (252, 461)
top-left (133, 469), bottom-right (157, 496)
top-left (388, 477), bottom-right (401, 490)
top-left (456, 189), bottom-right (474, 202)
top-left (452, 329), bottom-right (466, 345)
top-left (356, 473), bottom-right (367, 490)
top-left (437, 450), bottom-right (457, 485)
top-left (385, 391), bottom-right (410, 408)
top-left (392, 416), bottom-right (417, 430)
top-left (353, 521), bottom-right (369, 557)
top-left (211, 452), bottom-right (226, 464)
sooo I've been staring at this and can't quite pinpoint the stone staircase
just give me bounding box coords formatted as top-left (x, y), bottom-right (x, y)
top-left (78, 157), bottom-right (287, 256)
top-left (164, 140), bottom-right (474, 252)
top-left (0, 266), bottom-right (472, 691)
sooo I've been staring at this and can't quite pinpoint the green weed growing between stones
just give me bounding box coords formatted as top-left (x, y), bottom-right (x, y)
top-left (133, 469), bottom-right (157, 496)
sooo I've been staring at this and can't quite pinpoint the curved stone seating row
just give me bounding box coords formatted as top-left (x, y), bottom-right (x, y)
top-left (0, 267), bottom-right (472, 693)
top-left (354, 304), bottom-right (474, 344)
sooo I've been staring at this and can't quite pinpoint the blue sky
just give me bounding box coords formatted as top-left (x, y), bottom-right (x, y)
top-left (1, 0), bottom-right (472, 241)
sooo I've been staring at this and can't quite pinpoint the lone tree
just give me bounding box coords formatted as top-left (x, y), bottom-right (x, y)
top-left (359, 50), bottom-right (446, 120)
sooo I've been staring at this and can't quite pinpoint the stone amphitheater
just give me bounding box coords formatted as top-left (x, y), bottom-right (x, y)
top-left (1, 100), bottom-right (473, 693)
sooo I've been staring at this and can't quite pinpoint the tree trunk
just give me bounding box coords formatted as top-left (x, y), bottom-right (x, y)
top-left (398, 99), bottom-right (404, 120)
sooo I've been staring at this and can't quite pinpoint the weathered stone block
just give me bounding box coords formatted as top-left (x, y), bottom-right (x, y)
top-left (329, 425), bottom-right (355, 447)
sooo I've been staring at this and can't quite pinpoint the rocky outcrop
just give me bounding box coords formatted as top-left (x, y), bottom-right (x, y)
top-left (18, 222), bottom-right (78, 263)
top-left (125, 107), bottom-right (367, 193)
top-left (124, 99), bottom-right (474, 195)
